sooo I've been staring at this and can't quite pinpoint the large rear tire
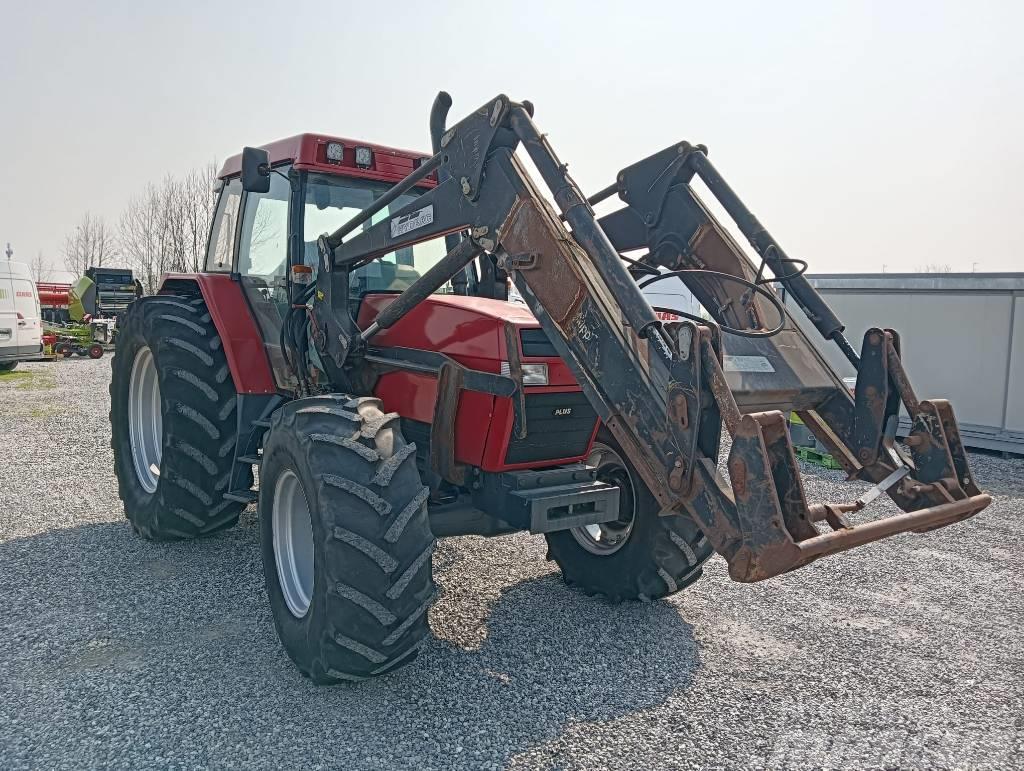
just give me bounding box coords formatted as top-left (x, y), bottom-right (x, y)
top-left (545, 428), bottom-right (713, 602)
top-left (0, 361), bottom-right (16, 373)
top-left (110, 294), bottom-right (251, 540)
top-left (259, 394), bottom-right (437, 683)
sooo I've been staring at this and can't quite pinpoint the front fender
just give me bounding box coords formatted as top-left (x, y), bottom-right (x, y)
top-left (160, 273), bottom-right (277, 395)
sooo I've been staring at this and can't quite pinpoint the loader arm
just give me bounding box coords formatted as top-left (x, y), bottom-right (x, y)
top-left (311, 94), bottom-right (990, 582)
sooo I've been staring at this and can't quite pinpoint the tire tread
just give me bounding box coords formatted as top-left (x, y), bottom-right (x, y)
top-left (546, 430), bottom-right (713, 602)
top-left (260, 395), bottom-right (436, 683)
top-left (110, 294), bottom-right (248, 541)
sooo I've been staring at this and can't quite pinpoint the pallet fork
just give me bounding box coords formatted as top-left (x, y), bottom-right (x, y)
top-left (309, 93), bottom-right (989, 583)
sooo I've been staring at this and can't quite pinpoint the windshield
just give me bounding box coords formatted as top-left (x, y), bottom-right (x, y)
top-left (304, 174), bottom-right (449, 297)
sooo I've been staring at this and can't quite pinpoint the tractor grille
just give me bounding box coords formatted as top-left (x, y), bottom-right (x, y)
top-left (505, 391), bottom-right (597, 465)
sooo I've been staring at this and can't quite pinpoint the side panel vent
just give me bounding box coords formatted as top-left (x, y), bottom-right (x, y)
top-left (519, 328), bottom-right (558, 358)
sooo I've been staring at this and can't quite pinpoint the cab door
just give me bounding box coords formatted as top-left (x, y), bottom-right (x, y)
top-left (235, 166), bottom-right (295, 389)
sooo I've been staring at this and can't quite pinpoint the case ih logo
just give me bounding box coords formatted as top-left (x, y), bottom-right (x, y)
top-left (552, 407), bottom-right (573, 417)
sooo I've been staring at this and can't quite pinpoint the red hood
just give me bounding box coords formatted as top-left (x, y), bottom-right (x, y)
top-left (394, 294), bottom-right (539, 325)
top-left (357, 295), bottom-right (541, 364)
top-left (356, 293), bottom-right (576, 385)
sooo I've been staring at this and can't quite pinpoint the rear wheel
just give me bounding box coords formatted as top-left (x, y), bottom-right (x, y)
top-left (0, 361), bottom-right (16, 373)
top-left (87, 343), bottom-right (104, 359)
top-left (259, 395), bottom-right (437, 683)
top-left (110, 294), bottom-right (251, 540)
top-left (55, 343), bottom-right (72, 358)
top-left (545, 428), bottom-right (712, 602)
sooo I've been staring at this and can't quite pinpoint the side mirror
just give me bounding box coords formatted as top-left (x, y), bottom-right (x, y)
top-left (241, 146), bottom-right (271, 193)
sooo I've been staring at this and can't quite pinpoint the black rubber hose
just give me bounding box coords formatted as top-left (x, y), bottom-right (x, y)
top-left (638, 268), bottom-right (788, 339)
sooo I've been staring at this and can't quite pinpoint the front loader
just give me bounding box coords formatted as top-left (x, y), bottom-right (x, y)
top-left (109, 92), bottom-right (989, 682)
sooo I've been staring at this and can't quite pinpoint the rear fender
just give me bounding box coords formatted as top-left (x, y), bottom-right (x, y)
top-left (159, 273), bottom-right (277, 395)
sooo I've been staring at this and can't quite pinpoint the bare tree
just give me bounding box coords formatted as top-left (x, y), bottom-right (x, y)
top-left (63, 212), bottom-right (117, 276)
top-left (158, 174), bottom-right (186, 273)
top-left (119, 183), bottom-right (164, 293)
top-left (181, 162), bottom-right (218, 272)
top-left (119, 162), bottom-right (219, 291)
top-left (120, 176), bottom-right (188, 293)
top-left (29, 251), bottom-right (52, 283)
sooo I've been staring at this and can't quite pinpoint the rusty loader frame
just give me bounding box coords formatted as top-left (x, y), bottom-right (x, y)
top-left (309, 94), bottom-right (990, 583)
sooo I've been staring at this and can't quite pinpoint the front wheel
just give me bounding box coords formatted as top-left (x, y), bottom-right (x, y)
top-left (0, 361), bottom-right (17, 373)
top-left (545, 428), bottom-right (713, 602)
top-left (259, 395), bottom-right (437, 683)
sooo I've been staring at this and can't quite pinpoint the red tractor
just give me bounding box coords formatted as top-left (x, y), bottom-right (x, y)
top-left (110, 93), bottom-right (990, 683)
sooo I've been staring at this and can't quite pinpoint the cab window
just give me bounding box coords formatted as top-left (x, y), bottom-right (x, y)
top-left (205, 178), bottom-right (242, 272)
top-left (238, 167), bottom-right (291, 290)
top-left (303, 174), bottom-right (448, 297)
top-left (236, 166), bottom-right (293, 387)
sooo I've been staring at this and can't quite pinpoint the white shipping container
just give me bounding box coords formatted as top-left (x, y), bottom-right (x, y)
top-left (788, 273), bottom-right (1024, 454)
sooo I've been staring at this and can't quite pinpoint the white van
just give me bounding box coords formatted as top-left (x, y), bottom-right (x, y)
top-left (0, 261), bottom-right (43, 372)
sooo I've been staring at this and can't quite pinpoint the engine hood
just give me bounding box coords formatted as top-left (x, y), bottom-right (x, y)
top-left (356, 294), bottom-right (576, 385)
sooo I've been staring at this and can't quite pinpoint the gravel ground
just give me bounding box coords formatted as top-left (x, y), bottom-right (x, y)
top-left (1, 357), bottom-right (1022, 770)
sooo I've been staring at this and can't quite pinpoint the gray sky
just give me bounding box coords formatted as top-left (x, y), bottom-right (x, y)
top-left (2, 0), bottom-right (1021, 280)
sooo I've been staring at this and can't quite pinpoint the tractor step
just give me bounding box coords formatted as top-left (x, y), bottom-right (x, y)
top-left (224, 490), bottom-right (258, 504)
top-left (794, 445), bottom-right (842, 470)
top-left (225, 395), bottom-right (282, 507)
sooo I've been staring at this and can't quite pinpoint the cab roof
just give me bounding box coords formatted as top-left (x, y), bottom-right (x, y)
top-left (219, 133), bottom-right (434, 187)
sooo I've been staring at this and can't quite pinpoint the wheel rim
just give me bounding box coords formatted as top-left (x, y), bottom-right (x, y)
top-left (570, 442), bottom-right (637, 555)
top-left (272, 469), bottom-right (315, 618)
top-left (128, 346), bottom-right (163, 494)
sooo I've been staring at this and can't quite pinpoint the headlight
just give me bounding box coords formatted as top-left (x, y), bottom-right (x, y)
top-left (521, 363), bottom-right (549, 386)
top-left (354, 146), bottom-right (373, 168)
top-left (326, 142), bottom-right (344, 163)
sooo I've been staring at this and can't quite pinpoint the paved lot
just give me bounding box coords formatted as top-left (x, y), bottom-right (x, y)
top-left (1, 358), bottom-right (1022, 770)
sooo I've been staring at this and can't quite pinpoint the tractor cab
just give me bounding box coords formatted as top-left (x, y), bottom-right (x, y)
top-left (206, 135), bottom-right (487, 390)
